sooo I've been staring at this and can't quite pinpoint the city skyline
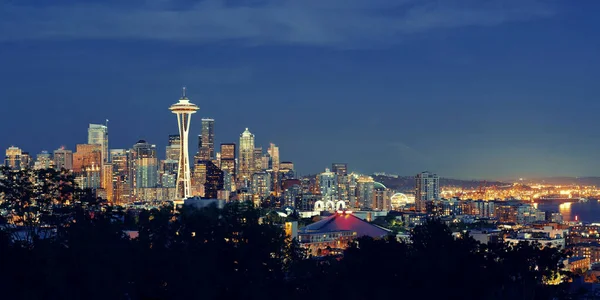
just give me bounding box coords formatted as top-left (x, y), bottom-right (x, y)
top-left (1, 1), bottom-right (600, 179)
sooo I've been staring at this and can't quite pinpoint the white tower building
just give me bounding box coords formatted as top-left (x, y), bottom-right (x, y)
top-left (169, 87), bottom-right (199, 200)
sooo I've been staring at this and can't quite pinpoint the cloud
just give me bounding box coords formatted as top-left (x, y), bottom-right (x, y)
top-left (0, 0), bottom-right (556, 47)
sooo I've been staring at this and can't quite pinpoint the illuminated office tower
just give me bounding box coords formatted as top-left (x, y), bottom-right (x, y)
top-left (132, 140), bottom-right (158, 189)
top-left (280, 161), bottom-right (294, 171)
top-left (166, 134), bottom-right (181, 161)
top-left (73, 144), bottom-right (102, 173)
top-left (199, 118), bottom-right (215, 160)
top-left (332, 163), bottom-right (349, 205)
top-left (192, 160), bottom-right (208, 196)
top-left (110, 149), bottom-right (131, 205)
top-left (101, 164), bottom-right (114, 202)
top-left (170, 87), bottom-right (199, 199)
top-left (204, 161), bottom-right (224, 199)
top-left (356, 176), bottom-right (375, 210)
top-left (160, 160), bottom-right (178, 188)
top-left (373, 182), bottom-right (390, 210)
top-left (268, 143), bottom-right (280, 194)
top-left (331, 163), bottom-right (348, 176)
top-left (261, 153), bottom-right (271, 170)
top-left (238, 128), bottom-right (255, 182)
top-left (318, 168), bottom-right (338, 202)
top-left (252, 171), bottom-right (271, 200)
top-left (220, 143), bottom-right (236, 180)
top-left (21, 152), bottom-right (32, 169)
top-left (4, 146), bottom-right (22, 170)
top-left (268, 143), bottom-right (279, 173)
top-left (34, 151), bottom-right (53, 170)
top-left (415, 171), bottom-right (440, 212)
top-left (53, 147), bottom-right (73, 171)
top-left (253, 147), bottom-right (263, 172)
top-left (88, 123), bottom-right (109, 164)
top-left (280, 161), bottom-right (295, 179)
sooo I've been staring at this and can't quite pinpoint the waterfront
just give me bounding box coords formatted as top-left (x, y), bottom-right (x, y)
top-left (537, 199), bottom-right (600, 223)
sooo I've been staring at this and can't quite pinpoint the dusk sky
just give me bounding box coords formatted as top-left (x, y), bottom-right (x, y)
top-left (1, 0), bottom-right (599, 180)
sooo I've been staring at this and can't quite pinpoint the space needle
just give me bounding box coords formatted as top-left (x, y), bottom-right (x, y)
top-left (169, 87), bottom-right (199, 202)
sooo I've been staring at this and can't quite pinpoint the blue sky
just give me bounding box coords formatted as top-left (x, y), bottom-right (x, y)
top-left (1, 0), bottom-right (599, 179)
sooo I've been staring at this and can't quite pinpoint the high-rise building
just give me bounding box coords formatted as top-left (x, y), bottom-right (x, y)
top-left (4, 146), bottom-right (22, 170)
top-left (20, 152), bottom-right (32, 169)
top-left (192, 160), bottom-right (208, 196)
top-left (170, 87), bottom-right (199, 199)
top-left (110, 149), bottom-right (131, 205)
top-left (415, 171), bottom-right (440, 212)
top-left (253, 147), bottom-right (263, 172)
top-left (73, 144), bottom-right (102, 173)
top-left (168, 134), bottom-right (180, 146)
top-left (280, 161), bottom-right (295, 180)
top-left (356, 176), bottom-right (375, 210)
top-left (280, 161), bottom-right (294, 171)
top-left (268, 143), bottom-right (280, 173)
top-left (34, 151), bottom-right (53, 170)
top-left (331, 163), bottom-right (348, 176)
top-left (200, 118), bottom-right (215, 160)
top-left (53, 147), bottom-right (73, 171)
top-left (261, 153), bottom-right (272, 170)
top-left (252, 171), bottom-right (272, 200)
top-left (268, 143), bottom-right (280, 195)
top-left (102, 164), bottom-right (114, 202)
top-left (373, 182), bottom-right (390, 210)
top-left (166, 134), bottom-right (181, 161)
top-left (88, 123), bottom-right (109, 164)
top-left (318, 168), bottom-right (338, 202)
top-left (332, 163), bottom-right (349, 205)
top-left (220, 143), bottom-right (236, 180)
top-left (204, 161), bottom-right (224, 199)
top-left (238, 128), bottom-right (255, 182)
top-left (132, 140), bottom-right (158, 189)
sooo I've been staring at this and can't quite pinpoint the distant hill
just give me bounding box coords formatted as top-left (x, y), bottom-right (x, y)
top-left (373, 175), bottom-right (506, 193)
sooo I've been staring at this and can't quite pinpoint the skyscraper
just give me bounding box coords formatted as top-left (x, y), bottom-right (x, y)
top-left (204, 161), bottom-right (224, 199)
top-left (4, 146), bottom-right (22, 170)
top-left (132, 140), bottom-right (158, 189)
top-left (268, 143), bottom-right (280, 195)
top-left (238, 128), bottom-right (255, 182)
top-left (73, 144), bottom-right (102, 173)
top-left (318, 168), bottom-right (338, 203)
top-left (110, 149), bottom-right (131, 205)
top-left (415, 171), bottom-right (440, 212)
top-left (34, 151), bottom-right (53, 170)
top-left (268, 143), bottom-right (280, 173)
top-left (88, 123), bottom-right (109, 164)
top-left (101, 164), bottom-right (114, 202)
top-left (252, 171), bottom-right (272, 200)
top-left (53, 147), bottom-right (73, 171)
top-left (170, 87), bottom-right (199, 199)
top-left (220, 143), bottom-right (236, 180)
top-left (253, 147), bottom-right (263, 172)
top-left (331, 163), bottom-right (348, 176)
top-left (166, 134), bottom-right (181, 162)
top-left (200, 118), bottom-right (215, 160)
top-left (20, 152), bottom-right (32, 169)
top-left (332, 163), bottom-right (349, 205)
top-left (356, 176), bottom-right (375, 210)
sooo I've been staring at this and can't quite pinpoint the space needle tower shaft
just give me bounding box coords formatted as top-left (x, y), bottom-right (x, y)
top-left (169, 87), bottom-right (199, 200)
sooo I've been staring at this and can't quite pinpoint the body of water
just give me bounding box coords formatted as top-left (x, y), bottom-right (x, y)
top-left (537, 199), bottom-right (600, 223)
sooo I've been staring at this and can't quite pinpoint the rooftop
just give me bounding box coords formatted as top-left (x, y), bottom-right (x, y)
top-left (301, 212), bottom-right (391, 238)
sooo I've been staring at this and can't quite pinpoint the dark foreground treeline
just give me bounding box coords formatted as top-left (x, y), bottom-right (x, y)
top-left (0, 168), bottom-right (577, 299)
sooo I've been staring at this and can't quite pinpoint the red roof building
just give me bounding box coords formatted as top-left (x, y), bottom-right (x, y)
top-left (299, 211), bottom-right (391, 256)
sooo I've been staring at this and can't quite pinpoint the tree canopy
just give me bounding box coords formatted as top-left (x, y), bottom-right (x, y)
top-left (0, 168), bottom-right (574, 299)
